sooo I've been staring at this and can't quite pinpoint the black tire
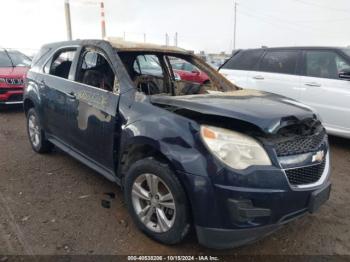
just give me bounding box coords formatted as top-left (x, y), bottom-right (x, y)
top-left (26, 108), bottom-right (53, 153)
top-left (124, 157), bottom-right (190, 245)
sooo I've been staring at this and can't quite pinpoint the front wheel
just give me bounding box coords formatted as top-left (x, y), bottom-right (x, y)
top-left (124, 157), bottom-right (190, 245)
top-left (26, 108), bottom-right (53, 153)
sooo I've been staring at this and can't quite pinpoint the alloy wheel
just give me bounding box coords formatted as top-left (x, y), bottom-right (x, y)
top-left (28, 114), bottom-right (41, 147)
top-left (131, 173), bottom-right (176, 233)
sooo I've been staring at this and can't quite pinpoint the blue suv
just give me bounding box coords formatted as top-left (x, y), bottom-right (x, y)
top-left (24, 39), bottom-right (331, 249)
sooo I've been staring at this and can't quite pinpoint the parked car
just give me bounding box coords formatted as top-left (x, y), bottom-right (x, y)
top-left (170, 59), bottom-right (210, 84)
top-left (24, 40), bottom-right (331, 249)
top-left (219, 47), bottom-right (350, 139)
top-left (0, 49), bottom-right (31, 107)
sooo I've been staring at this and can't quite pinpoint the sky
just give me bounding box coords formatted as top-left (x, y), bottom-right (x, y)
top-left (0, 0), bottom-right (350, 55)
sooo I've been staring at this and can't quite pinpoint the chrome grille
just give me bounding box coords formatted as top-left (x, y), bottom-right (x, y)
top-left (285, 160), bottom-right (326, 186)
top-left (5, 78), bottom-right (24, 86)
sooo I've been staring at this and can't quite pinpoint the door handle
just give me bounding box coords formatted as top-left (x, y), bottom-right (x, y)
top-left (305, 82), bottom-right (321, 87)
top-left (66, 91), bottom-right (76, 99)
top-left (253, 75), bottom-right (264, 80)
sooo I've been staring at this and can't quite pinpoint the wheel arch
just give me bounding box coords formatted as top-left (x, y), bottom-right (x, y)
top-left (120, 138), bottom-right (179, 180)
top-left (23, 98), bottom-right (35, 116)
top-left (119, 138), bottom-right (195, 223)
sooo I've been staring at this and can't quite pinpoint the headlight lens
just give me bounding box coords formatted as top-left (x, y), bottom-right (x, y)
top-left (0, 78), bottom-right (5, 83)
top-left (200, 125), bottom-right (271, 170)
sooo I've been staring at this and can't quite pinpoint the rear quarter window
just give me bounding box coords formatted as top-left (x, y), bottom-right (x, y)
top-left (221, 50), bottom-right (264, 70)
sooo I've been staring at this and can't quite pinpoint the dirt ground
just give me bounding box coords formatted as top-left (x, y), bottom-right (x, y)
top-left (0, 106), bottom-right (349, 256)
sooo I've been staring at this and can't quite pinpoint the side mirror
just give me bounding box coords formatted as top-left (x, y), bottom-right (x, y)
top-left (339, 69), bottom-right (350, 80)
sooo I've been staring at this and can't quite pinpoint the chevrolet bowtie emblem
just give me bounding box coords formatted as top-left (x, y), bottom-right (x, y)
top-left (312, 150), bottom-right (325, 163)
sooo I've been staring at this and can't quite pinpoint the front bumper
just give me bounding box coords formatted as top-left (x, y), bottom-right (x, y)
top-left (0, 90), bottom-right (23, 104)
top-left (197, 182), bottom-right (331, 249)
top-left (196, 181), bottom-right (331, 249)
top-left (196, 224), bottom-right (280, 249)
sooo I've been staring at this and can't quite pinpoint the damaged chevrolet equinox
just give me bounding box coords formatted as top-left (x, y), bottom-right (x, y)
top-left (24, 39), bottom-right (331, 249)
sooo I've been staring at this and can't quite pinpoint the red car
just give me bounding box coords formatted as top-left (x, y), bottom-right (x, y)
top-left (0, 49), bottom-right (31, 106)
top-left (171, 60), bottom-right (210, 84)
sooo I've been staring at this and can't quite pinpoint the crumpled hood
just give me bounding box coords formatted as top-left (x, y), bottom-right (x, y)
top-left (151, 90), bottom-right (317, 134)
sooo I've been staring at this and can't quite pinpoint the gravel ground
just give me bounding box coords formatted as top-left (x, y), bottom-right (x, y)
top-left (0, 106), bottom-right (349, 256)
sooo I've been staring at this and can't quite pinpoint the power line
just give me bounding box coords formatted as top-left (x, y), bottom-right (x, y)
top-left (238, 4), bottom-right (350, 33)
top-left (292, 0), bottom-right (350, 13)
top-left (238, 9), bottom-right (311, 33)
top-left (239, 2), bottom-right (350, 26)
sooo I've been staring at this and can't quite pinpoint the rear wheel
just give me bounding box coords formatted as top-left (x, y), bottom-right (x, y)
top-left (124, 157), bottom-right (190, 245)
top-left (26, 108), bottom-right (53, 153)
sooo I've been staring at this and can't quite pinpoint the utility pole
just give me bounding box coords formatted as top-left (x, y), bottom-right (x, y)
top-left (174, 32), bottom-right (178, 47)
top-left (233, 1), bottom-right (237, 51)
top-left (100, 1), bottom-right (106, 39)
top-left (165, 33), bottom-right (169, 46)
top-left (64, 0), bottom-right (72, 40)
top-left (144, 33), bottom-right (146, 43)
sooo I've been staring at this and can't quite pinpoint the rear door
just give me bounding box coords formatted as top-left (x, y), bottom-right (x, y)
top-left (299, 49), bottom-right (350, 135)
top-left (41, 48), bottom-right (79, 144)
top-left (65, 46), bottom-right (119, 170)
top-left (246, 49), bottom-right (302, 100)
top-left (219, 49), bottom-right (264, 88)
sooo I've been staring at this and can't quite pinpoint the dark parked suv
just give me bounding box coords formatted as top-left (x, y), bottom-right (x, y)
top-left (24, 39), bottom-right (331, 249)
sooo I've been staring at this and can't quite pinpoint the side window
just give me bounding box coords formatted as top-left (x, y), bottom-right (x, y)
top-left (49, 50), bottom-right (76, 79)
top-left (183, 62), bottom-right (197, 72)
top-left (305, 51), bottom-right (350, 79)
top-left (221, 50), bottom-right (263, 70)
top-left (169, 58), bottom-right (202, 73)
top-left (76, 50), bottom-right (115, 92)
top-left (336, 55), bottom-right (350, 72)
top-left (260, 51), bottom-right (298, 75)
top-left (47, 49), bottom-right (76, 79)
top-left (81, 52), bottom-right (98, 70)
top-left (171, 62), bottom-right (183, 70)
top-left (133, 55), bottom-right (163, 77)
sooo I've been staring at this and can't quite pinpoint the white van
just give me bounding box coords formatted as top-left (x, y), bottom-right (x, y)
top-left (219, 47), bottom-right (350, 139)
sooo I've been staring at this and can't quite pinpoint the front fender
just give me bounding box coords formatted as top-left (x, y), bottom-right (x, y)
top-left (121, 115), bottom-right (212, 176)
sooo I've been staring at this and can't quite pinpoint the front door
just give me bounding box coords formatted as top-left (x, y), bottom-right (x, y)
top-left (66, 47), bottom-right (120, 170)
top-left (300, 49), bottom-right (350, 135)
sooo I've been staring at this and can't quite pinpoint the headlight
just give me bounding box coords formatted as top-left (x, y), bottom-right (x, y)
top-left (200, 125), bottom-right (271, 170)
top-left (0, 78), bottom-right (5, 83)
